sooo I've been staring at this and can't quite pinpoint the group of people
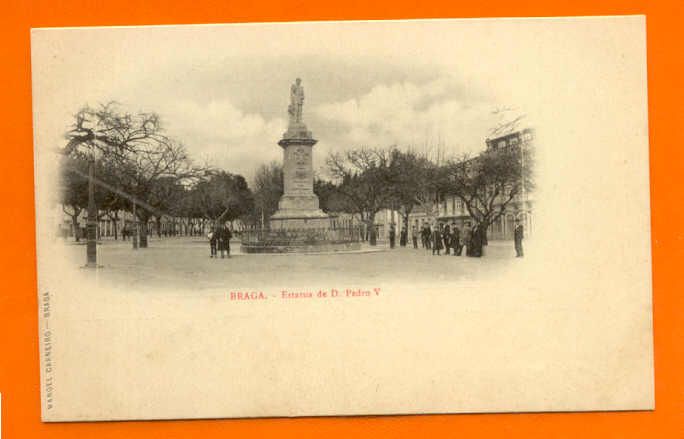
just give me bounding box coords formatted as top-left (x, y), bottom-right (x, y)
top-left (414, 221), bottom-right (484, 257)
top-left (207, 224), bottom-right (233, 258)
top-left (207, 219), bottom-right (524, 258)
top-left (390, 219), bottom-right (525, 258)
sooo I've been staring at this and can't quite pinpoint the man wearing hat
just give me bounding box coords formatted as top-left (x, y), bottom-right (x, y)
top-left (218, 223), bottom-right (233, 259)
top-left (462, 222), bottom-right (472, 256)
top-left (514, 218), bottom-right (524, 257)
top-left (451, 222), bottom-right (461, 256)
top-left (432, 223), bottom-right (443, 256)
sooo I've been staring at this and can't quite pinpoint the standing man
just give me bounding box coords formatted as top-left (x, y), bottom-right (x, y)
top-left (514, 218), bottom-right (524, 257)
top-left (469, 224), bottom-right (483, 257)
top-left (216, 224), bottom-right (226, 258)
top-left (218, 223), bottom-right (233, 259)
top-left (389, 223), bottom-right (396, 249)
top-left (400, 226), bottom-right (408, 247)
top-left (452, 222), bottom-right (461, 256)
top-left (227, 224), bottom-right (234, 258)
top-left (432, 223), bottom-right (443, 256)
top-left (208, 226), bottom-right (217, 258)
top-left (443, 223), bottom-right (451, 255)
top-left (411, 221), bottom-right (419, 249)
top-left (424, 223), bottom-right (432, 250)
top-left (463, 222), bottom-right (472, 256)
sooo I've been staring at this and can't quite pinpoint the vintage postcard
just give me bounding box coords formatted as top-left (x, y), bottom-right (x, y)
top-left (31, 16), bottom-right (652, 421)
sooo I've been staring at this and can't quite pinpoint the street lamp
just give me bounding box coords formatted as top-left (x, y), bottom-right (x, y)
top-left (85, 157), bottom-right (98, 268)
top-left (132, 200), bottom-right (138, 249)
top-left (58, 144), bottom-right (100, 268)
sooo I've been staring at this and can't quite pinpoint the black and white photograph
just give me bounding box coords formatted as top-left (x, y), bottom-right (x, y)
top-left (31, 17), bottom-right (653, 421)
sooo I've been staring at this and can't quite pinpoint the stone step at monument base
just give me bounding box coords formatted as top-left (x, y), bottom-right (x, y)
top-left (270, 210), bottom-right (331, 229)
top-left (241, 241), bottom-right (362, 254)
top-left (241, 221), bottom-right (363, 254)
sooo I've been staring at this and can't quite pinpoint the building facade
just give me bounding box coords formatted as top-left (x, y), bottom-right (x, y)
top-left (407, 128), bottom-right (535, 241)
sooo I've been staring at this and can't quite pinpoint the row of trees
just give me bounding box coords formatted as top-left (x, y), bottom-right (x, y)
top-left (60, 103), bottom-right (253, 246)
top-left (252, 144), bottom-right (533, 251)
top-left (328, 144), bottom-right (532, 250)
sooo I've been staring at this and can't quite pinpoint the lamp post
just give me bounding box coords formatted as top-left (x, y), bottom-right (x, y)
top-left (85, 158), bottom-right (98, 268)
top-left (520, 133), bottom-right (527, 232)
top-left (131, 169), bottom-right (140, 249)
top-left (132, 200), bottom-right (138, 250)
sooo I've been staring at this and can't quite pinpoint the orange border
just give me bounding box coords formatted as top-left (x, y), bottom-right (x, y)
top-left (1, 1), bottom-right (682, 437)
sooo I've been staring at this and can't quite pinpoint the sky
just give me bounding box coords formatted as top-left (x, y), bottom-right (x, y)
top-left (32, 17), bottom-right (640, 182)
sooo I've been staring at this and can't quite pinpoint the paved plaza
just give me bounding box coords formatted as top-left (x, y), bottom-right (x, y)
top-left (62, 236), bottom-right (523, 291)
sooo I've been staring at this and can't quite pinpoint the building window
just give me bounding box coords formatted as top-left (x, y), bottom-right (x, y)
top-left (498, 140), bottom-right (506, 148)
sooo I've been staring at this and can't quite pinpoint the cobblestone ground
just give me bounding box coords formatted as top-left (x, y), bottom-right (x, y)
top-left (63, 236), bottom-right (523, 292)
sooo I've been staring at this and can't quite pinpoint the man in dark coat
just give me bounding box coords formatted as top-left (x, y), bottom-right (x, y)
top-left (389, 224), bottom-right (396, 249)
top-left (451, 223), bottom-right (461, 256)
top-left (443, 224), bottom-right (451, 255)
top-left (218, 224), bottom-right (233, 258)
top-left (422, 224), bottom-right (428, 249)
top-left (514, 219), bottom-right (524, 257)
top-left (216, 225), bottom-right (224, 257)
top-left (463, 222), bottom-right (472, 256)
top-left (432, 223), bottom-right (443, 256)
top-left (469, 224), bottom-right (483, 257)
top-left (411, 222), bottom-right (419, 249)
top-left (208, 226), bottom-right (218, 258)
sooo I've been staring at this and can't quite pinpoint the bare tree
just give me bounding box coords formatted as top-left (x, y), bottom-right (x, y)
top-left (59, 156), bottom-right (89, 241)
top-left (114, 139), bottom-right (204, 247)
top-left (444, 142), bottom-right (532, 256)
top-left (387, 148), bottom-right (446, 232)
top-left (326, 148), bottom-right (394, 245)
top-left (61, 103), bottom-right (205, 248)
top-left (59, 102), bottom-right (171, 253)
top-left (185, 170), bottom-right (254, 226)
top-left (63, 102), bottom-right (165, 157)
top-left (251, 162), bottom-right (284, 228)
top-left (59, 152), bottom-right (129, 241)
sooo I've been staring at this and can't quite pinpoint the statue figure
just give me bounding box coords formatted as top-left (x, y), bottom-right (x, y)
top-left (288, 78), bottom-right (305, 124)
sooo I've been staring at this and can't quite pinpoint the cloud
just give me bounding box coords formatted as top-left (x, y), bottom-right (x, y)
top-left (158, 99), bottom-right (287, 180)
top-left (314, 76), bottom-right (524, 161)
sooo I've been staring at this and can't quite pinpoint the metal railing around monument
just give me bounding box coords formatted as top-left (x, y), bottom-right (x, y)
top-left (240, 226), bottom-right (363, 247)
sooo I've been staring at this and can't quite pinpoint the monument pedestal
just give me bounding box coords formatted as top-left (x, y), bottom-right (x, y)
top-left (270, 123), bottom-right (330, 229)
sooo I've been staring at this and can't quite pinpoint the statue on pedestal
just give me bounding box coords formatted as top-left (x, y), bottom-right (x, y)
top-left (240, 75), bottom-right (363, 253)
top-left (288, 78), bottom-right (305, 125)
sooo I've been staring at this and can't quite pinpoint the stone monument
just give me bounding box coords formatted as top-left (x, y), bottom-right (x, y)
top-left (241, 78), bottom-right (360, 253)
top-left (270, 78), bottom-right (330, 229)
